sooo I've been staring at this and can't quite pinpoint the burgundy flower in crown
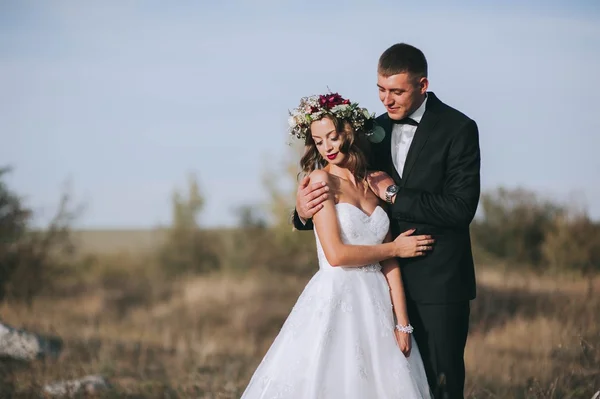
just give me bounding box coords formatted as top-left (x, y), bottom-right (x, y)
top-left (318, 93), bottom-right (350, 109)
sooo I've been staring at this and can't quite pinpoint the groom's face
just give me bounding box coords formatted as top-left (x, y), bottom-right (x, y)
top-left (377, 72), bottom-right (428, 120)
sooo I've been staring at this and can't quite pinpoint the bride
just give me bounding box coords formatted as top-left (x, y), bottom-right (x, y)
top-left (240, 92), bottom-right (434, 398)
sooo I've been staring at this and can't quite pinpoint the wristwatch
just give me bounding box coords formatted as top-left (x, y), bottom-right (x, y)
top-left (385, 184), bottom-right (399, 204)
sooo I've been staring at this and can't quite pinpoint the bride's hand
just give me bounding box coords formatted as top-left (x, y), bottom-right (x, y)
top-left (394, 330), bottom-right (412, 357)
top-left (393, 229), bottom-right (434, 258)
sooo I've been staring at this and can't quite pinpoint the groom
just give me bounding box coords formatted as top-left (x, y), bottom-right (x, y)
top-left (293, 43), bottom-right (480, 399)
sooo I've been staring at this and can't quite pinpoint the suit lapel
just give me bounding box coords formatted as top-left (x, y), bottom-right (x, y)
top-left (399, 93), bottom-right (440, 186)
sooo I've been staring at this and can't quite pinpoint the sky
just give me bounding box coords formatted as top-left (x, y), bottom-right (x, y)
top-left (1, 0), bottom-right (599, 228)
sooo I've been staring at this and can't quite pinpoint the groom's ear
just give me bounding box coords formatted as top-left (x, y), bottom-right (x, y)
top-left (418, 77), bottom-right (429, 95)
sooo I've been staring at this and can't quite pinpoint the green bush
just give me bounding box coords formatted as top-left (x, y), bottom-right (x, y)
top-left (0, 167), bottom-right (77, 305)
top-left (471, 187), bottom-right (564, 268)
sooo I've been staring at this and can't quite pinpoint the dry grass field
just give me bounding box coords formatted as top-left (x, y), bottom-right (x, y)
top-left (1, 243), bottom-right (599, 399)
top-left (70, 229), bottom-right (170, 255)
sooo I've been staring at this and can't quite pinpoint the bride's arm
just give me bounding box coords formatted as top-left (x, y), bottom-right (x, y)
top-left (310, 170), bottom-right (430, 267)
top-left (381, 230), bottom-right (410, 327)
top-left (381, 230), bottom-right (413, 357)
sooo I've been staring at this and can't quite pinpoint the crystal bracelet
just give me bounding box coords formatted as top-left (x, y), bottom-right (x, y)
top-left (395, 324), bottom-right (414, 334)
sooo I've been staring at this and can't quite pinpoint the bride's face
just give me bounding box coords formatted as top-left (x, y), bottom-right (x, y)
top-left (377, 72), bottom-right (428, 120)
top-left (310, 118), bottom-right (346, 166)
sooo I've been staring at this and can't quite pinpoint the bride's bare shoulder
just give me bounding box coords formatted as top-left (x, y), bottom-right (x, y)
top-left (309, 170), bottom-right (342, 189)
top-left (308, 169), bottom-right (330, 183)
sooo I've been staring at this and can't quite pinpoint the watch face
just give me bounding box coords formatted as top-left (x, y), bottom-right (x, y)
top-left (387, 185), bottom-right (399, 195)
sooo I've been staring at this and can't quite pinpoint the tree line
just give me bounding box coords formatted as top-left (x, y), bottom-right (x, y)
top-left (1, 164), bottom-right (599, 305)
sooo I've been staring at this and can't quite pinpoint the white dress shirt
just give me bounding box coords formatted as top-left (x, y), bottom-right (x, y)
top-left (391, 96), bottom-right (428, 178)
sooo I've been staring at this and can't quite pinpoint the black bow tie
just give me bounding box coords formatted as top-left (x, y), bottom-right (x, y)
top-left (392, 117), bottom-right (419, 126)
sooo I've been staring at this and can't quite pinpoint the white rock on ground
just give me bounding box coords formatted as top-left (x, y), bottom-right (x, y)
top-left (43, 375), bottom-right (111, 397)
top-left (0, 322), bottom-right (62, 361)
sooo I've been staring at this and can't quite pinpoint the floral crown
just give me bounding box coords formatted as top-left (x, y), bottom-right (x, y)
top-left (287, 92), bottom-right (385, 143)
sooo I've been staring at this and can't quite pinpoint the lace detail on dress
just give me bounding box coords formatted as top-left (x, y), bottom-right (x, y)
top-left (359, 264), bottom-right (382, 272)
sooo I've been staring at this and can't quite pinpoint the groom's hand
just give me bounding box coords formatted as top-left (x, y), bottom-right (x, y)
top-left (367, 171), bottom-right (396, 203)
top-left (296, 176), bottom-right (329, 221)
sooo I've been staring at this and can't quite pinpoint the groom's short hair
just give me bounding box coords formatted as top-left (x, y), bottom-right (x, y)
top-left (378, 43), bottom-right (428, 80)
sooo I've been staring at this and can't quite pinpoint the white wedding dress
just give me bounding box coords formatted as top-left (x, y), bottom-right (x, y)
top-left (241, 203), bottom-right (431, 399)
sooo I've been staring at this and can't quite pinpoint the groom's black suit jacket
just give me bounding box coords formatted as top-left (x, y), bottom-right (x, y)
top-left (294, 92), bottom-right (480, 304)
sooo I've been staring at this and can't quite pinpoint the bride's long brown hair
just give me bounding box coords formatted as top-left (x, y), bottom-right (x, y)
top-left (299, 115), bottom-right (371, 181)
